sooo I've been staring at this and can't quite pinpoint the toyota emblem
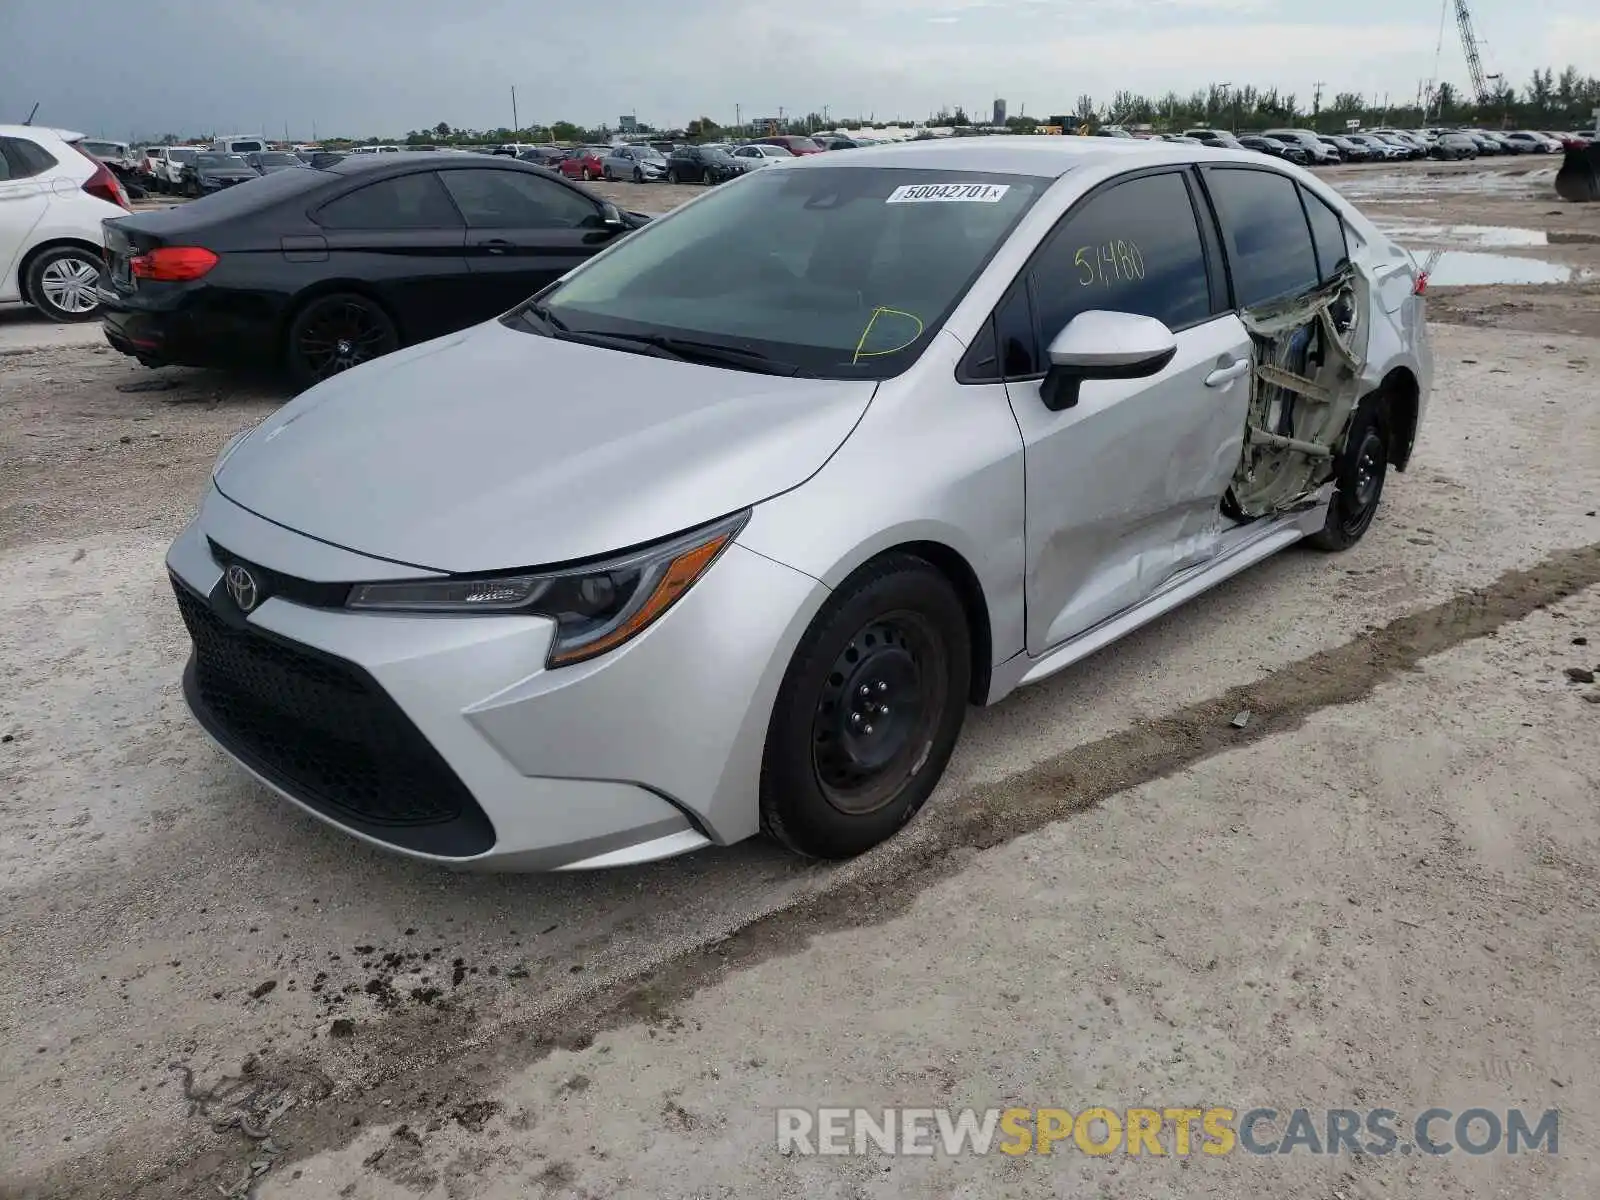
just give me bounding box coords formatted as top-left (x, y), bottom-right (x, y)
top-left (225, 563), bottom-right (260, 612)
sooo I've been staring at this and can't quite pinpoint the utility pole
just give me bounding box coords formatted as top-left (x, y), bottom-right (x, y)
top-left (511, 86), bottom-right (519, 134)
top-left (735, 103), bottom-right (740, 134)
top-left (1312, 80), bottom-right (1324, 120)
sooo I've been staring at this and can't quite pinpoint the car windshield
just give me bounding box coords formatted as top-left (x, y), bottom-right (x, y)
top-left (83, 141), bottom-right (123, 157)
top-left (198, 153), bottom-right (249, 168)
top-left (782, 137), bottom-right (822, 152)
top-left (522, 167), bottom-right (1046, 380)
top-left (257, 153), bottom-right (298, 164)
top-left (761, 145), bottom-right (795, 157)
top-left (170, 149), bottom-right (198, 162)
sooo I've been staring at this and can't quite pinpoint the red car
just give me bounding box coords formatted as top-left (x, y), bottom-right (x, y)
top-left (756, 135), bottom-right (825, 156)
top-left (557, 146), bottom-right (607, 181)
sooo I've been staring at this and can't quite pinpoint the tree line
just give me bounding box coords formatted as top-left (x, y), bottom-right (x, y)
top-left (139, 65), bottom-right (1599, 148)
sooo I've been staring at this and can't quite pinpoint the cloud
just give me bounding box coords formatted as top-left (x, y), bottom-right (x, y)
top-left (0, 0), bottom-right (1587, 136)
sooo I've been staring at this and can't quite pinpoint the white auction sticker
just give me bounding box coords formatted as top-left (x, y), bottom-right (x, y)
top-left (885, 182), bottom-right (1010, 204)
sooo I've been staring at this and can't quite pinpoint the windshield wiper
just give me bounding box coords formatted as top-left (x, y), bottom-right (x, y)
top-left (599, 333), bottom-right (808, 377)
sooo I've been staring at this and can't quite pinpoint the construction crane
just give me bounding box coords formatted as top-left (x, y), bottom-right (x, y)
top-left (1453, 0), bottom-right (1491, 106)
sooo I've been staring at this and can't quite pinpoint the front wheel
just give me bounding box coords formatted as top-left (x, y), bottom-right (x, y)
top-left (581, 167), bottom-right (592, 180)
top-left (633, 167), bottom-right (644, 183)
top-left (666, 168), bottom-right (680, 184)
top-left (703, 167), bottom-right (716, 185)
top-left (760, 554), bottom-right (970, 859)
top-left (285, 292), bottom-right (399, 391)
top-left (1308, 396), bottom-right (1389, 551)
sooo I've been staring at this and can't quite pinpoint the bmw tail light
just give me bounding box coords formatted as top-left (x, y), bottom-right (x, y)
top-left (131, 247), bottom-right (219, 281)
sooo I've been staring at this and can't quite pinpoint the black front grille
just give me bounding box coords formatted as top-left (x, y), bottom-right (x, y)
top-left (173, 579), bottom-right (494, 856)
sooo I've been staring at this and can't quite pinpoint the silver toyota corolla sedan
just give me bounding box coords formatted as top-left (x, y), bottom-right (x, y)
top-left (168, 138), bottom-right (1432, 870)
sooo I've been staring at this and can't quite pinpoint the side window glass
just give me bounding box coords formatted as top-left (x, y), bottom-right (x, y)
top-left (441, 169), bottom-right (599, 229)
top-left (1299, 185), bottom-right (1350, 282)
top-left (316, 172), bottom-right (461, 229)
top-left (0, 136), bottom-right (57, 180)
top-left (1028, 171), bottom-right (1211, 342)
top-left (1203, 167), bottom-right (1320, 306)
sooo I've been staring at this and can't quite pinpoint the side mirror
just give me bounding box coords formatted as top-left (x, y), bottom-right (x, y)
top-left (1040, 310), bottom-right (1178, 411)
top-left (599, 202), bottom-right (626, 228)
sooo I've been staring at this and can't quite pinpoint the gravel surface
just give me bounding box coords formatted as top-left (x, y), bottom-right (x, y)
top-left (3, 160), bottom-right (1599, 1199)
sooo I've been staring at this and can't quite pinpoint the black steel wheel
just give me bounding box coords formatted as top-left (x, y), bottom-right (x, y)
top-left (1309, 396), bottom-right (1390, 551)
top-left (760, 554), bottom-right (970, 858)
top-left (286, 293), bottom-right (399, 390)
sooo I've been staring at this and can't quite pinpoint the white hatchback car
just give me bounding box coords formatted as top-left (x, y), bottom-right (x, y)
top-left (0, 124), bottom-right (131, 321)
top-left (168, 138), bottom-right (1430, 871)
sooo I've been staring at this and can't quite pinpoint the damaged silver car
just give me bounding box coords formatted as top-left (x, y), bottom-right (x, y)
top-left (168, 138), bottom-right (1430, 870)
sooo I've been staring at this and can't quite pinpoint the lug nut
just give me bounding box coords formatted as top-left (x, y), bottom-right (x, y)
top-left (863, 725), bottom-right (874, 735)
top-left (877, 681), bottom-right (888, 692)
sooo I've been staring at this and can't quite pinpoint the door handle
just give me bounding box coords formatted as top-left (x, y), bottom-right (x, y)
top-left (1204, 359), bottom-right (1251, 388)
top-left (480, 238), bottom-right (514, 255)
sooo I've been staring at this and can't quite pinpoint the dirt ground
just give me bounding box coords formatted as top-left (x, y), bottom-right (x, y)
top-left (3, 159), bottom-right (1600, 1200)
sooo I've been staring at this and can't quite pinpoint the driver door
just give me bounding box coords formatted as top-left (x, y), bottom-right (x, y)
top-left (1003, 168), bottom-right (1254, 653)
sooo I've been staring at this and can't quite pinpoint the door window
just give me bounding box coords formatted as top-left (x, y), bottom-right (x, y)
top-left (316, 171), bottom-right (461, 229)
top-left (440, 169), bottom-right (600, 229)
top-left (1028, 170), bottom-right (1212, 344)
top-left (1202, 167), bottom-right (1320, 306)
top-left (1299, 186), bottom-right (1350, 281)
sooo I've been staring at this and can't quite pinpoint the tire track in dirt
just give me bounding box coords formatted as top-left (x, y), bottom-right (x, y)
top-left (24, 542), bottom-right (1600, 1200)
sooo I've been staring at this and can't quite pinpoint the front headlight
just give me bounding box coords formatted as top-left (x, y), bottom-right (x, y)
top-left (346, 511), bottom-right (748, 667)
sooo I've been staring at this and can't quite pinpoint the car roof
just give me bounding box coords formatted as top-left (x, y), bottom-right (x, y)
top-left (774, 135), bottom-right (1246, 178)
top-left (324, 151), bottom-right (555, 176)
top-left (0, 123), bottom-right (84, 143)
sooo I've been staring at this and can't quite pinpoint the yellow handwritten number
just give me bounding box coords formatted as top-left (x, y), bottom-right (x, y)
top-left (852, 306), bottom-right (925, 364)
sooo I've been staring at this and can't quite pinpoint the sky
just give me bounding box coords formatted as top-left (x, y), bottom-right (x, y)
top-left (3, 0), bottom-right (1596, 140)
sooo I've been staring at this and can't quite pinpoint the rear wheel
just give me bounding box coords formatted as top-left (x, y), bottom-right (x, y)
top-left (666, 167), bottom-right (680, 184)
top-left (581, 166), bottom-right (592, 181)
top-left (285, 292), bottom-right (399, 391)
top-left (760, 554), bottom-right (970, 859)
top-left (1308, 395), bottom-right (1390, 551)
top-left (27, 246), bottom-right (104, 323)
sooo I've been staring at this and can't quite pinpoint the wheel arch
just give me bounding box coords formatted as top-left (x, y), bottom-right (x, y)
top-left (16, 238), bottom-right (104, 305)
top-left (1377, 365), bottom-right (1421, 471)
top-left (279, 281), bottom-right (407, 352)
top-left (827, 539), bottom-right (997, 707)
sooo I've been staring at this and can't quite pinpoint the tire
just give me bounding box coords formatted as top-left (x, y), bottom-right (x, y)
top-left (285, 292), bottom-right (399, 391)
top-left (26, 246), bottom-right (104, 323)
top-left (633, 167), bottom-right (644, 184)
top-left (703, 168), bottom-right (716, 185)
top-left (666, 168), bottom-right (680, 184)
top-left (1307, 394), bottom-right (1390, 552)
top-left (581, 167), bottom-right (592, 181)
top-left (759, 554), bottom-right (971, 859)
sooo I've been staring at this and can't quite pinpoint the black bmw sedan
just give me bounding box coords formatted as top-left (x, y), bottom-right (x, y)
top-left (97, 154), bottom-right (648, 388)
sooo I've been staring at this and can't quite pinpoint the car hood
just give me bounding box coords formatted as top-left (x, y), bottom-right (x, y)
top-left (214, 320), bottom-right (875, 574)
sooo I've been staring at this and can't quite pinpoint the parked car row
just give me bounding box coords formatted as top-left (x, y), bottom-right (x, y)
top-left (1175, 125), bottom-right (1586, 165)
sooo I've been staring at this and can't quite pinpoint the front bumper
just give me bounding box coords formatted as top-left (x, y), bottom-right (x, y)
top-left (166, 490), bottom-right (826, 870)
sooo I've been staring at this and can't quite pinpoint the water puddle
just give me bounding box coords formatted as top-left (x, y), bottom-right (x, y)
top-left (1342, 167), bottom-right (1558, 200)
top-left (1379, 219), bottom-right (1548, 248)
top-left (1422, 251), bottom-right (1590, 286)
